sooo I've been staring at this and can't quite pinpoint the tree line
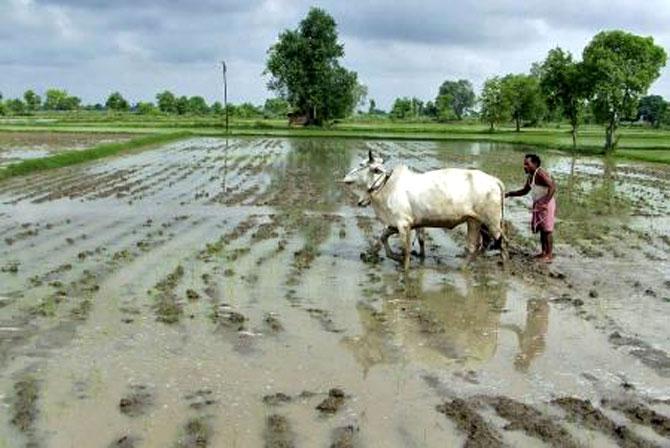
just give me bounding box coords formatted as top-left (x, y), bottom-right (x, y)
top-left (1, 7), bottom-right (667, 153)
top-left (0, 88), bottom-right (294, 119)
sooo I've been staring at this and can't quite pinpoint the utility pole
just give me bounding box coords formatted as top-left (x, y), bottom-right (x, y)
top-left (221, 60), bottom-right (228, 135)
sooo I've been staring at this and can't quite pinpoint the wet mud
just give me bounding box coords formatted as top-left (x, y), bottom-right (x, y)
top-left (0, 137), bottom-right (669, 447)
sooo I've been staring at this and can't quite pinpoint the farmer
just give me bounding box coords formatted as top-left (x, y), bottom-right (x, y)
top-left (505, 154), bottom-right (556, 262)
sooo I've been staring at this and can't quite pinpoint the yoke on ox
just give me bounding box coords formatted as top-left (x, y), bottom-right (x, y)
top-left (342, 151), bottom-right (507, 270)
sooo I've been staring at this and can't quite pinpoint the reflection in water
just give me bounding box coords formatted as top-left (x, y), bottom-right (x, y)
top-left (503, 299), bottom-right (550, 372)
top-left (344, 270), bottom-right (509, 374)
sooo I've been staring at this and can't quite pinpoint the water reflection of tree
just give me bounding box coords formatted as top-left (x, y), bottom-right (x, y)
top-left (342, 270), bottom-right (509, 374)
top-left (268, 139), bottom-right (355, 243)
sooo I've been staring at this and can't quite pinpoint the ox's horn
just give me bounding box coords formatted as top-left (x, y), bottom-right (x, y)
top-left (368, 149), bottom-right (374, 162)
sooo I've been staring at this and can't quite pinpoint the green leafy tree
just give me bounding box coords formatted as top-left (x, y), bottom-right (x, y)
top-left (135, 102), bottom-right (157, 115)
top-left (637, 95), bottom-right (667, 127)
top-left (210, 101), bottom-right (223, 115)
top-left (435, 79), bottom-right (475, 120)
top-left (23, 90), bottom-right (41, 112)
top-left (105, 92), bottom-right (129, 111)
top-left (583, 30), bottom-right (667, 152)
top-left (156, 90), bottom-right (177, 113)
top-left (390, 97), bottom-right (423, 120)
top-left (351, 82), bottom-right (368, 114)
top-left (539, 48), bottom-right (590, 148)
top-left (501, 74), bottom-right (545, 131)
top-left (175, 96), bottom-right (189, 115)
top-left (263, 98), bottom-right (290, 118)
top-left (6, 98), bottom-right (26, 115)
top-left (368, 99), bottom-right (376, 114)
top-left (265, 7), bottom-right (359, 125)
top-left (234, 102), bottom-right (262, 118)
top-left (0, 92), bottom-right (5, 115)
top-left (44, 89), bottom-right (79, 110)
top-left (187, 96), bottom-right (209, 114)
top-left (480, 77), bottom-right (510, 131)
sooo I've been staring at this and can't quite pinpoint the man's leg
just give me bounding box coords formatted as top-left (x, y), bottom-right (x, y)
top-left (543, 232), bottom-right (553, 259)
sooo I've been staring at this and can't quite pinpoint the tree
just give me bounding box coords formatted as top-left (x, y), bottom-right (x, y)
top-left (105, 92), bottom-right (129, 112)
top-left (501, 74), bottom-right (545, 131)
top-left (0, 92), bottom-right (4, 116)
top-left (156, 90), bottom-right (177, 113)
top-left (187, 96), bottom-right (209, 114)
top-left (637, 95), bottom-right (667, 127)
top-left (175, 96), bottom-right (189, 115)
top-left (44, 89), bottom-right (79, 111)
top-left (210, 101), bottom-right (223, 115)
top-left (539, 48), bottom-right (590, 148)
top-left (480, 77), bottom-right (510, 131)
top-left (265, 7), bottom-right (359, 125)
top-left (390, 97), bottom-right (423, 120)
top-left (23, 90), bottom-right (41, 112)
top-left (6, 98), bottom-right (26, 115)
top-left (135, 102), bottom-right (157, 115)
top-left (234, 102), bottom-right (262, 118)
top-left (351, 82), bottom-right (368, 114)
top-left (263, 98), bottom-right (290, 118)
top-left (435, 79), bottom-right (475, 120)
top-left (582, 30), bottom-right (667, 152)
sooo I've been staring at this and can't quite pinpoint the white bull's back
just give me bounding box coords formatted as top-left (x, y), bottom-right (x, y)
top-left (381, 167), bottom-right (502, 228)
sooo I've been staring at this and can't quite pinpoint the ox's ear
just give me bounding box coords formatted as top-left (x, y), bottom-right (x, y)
top-left (368, 149), bottom-right (374, 163)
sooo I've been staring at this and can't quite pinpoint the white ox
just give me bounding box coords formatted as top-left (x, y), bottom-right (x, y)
top-left (342, 151), bottom-right (506, 270)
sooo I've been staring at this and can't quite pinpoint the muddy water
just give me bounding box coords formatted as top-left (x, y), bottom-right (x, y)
top-left (0, 137), bottom-right (669, 447)
top-left (0, 132), bottom-right (133, 166)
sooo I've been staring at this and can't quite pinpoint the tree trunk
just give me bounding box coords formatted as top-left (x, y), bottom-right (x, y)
top-left (489, 121), bottom-right (494, 132)
top-left (515, 116), bottom-right (520, 132)
top-left (571, 123), bottom-right (577, 152)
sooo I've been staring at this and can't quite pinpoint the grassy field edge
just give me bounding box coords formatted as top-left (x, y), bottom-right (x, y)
top-left (0, 131), bottom-right (192, 181)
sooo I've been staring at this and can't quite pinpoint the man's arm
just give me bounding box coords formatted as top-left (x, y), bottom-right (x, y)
top-left (505, 178), bottom-right (531, 198)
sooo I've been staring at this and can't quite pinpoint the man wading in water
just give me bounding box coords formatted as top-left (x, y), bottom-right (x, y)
top-left (505, 154), bottom-right (556, 262)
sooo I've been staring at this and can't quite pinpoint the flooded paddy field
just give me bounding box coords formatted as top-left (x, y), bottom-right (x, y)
top-left (0, 132), bottom-right (133, 167)
top-left (0, 137), bottom-right (669, 447)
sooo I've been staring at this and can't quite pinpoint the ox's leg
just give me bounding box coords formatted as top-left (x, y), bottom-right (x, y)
top-left (399, 225), bottom-right (412, 270)
top-left (417, 228), bottom-right (426, 258)
top-left (466, 218), bottom-right (482, 263)
top-left (380, 226), bottom-right (401, 261)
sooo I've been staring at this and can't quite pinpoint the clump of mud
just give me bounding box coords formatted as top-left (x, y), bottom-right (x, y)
top-left (264, 313), bottom-right (284, 333)
top-left (263, 392), bottom-right (292, 406)
top-left (306, 308), bottom-right (342, 333)
top-left (185, 389), bottom-right (217, 410)
top-left (176, 416), bottom-right (212, 448)
top-left (485, 396), bottom-right (578, 448)
top-left (186, 289), bottom-right (200, 301)
top-left (109, 435), bottom-right (138, 448)
top-left (1, 261), bottom-right (19, 273)
top-left (212, 306), bottom-right (247, 331)
top-left (152, 265), bottom-right (185, 324)
top-left (609, 331), bottom-right (670, 377)
top-left (553, 397), bottom-right (657, 448)
top-left (119, 385), bottom-right (153, 417)
top-left (316, 388), bottom-right (347, 414)
top-left (11, 376), bottom-right (39, 433)
top-left (264, 414), bottom-right (295, 448)
top-left (604, 399), bottom-right (670, 438)
top-left (330, 425), bottom-right (359, 448)
top-left (436, 399), bottom-right (504, 448)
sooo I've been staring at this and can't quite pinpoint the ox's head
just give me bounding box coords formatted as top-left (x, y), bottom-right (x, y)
top-left (341, 150), bottom-right (387, 206)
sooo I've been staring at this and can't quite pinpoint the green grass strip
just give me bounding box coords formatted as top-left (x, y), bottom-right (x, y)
top-left (0, 131), bottom-right (192, 181)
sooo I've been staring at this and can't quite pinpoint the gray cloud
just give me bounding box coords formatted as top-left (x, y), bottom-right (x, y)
top-left (1, 0), bottom-right (669, 109)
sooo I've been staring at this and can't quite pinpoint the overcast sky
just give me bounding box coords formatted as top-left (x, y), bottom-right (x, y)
top-left (2, 0), bottom-right (670, 109)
